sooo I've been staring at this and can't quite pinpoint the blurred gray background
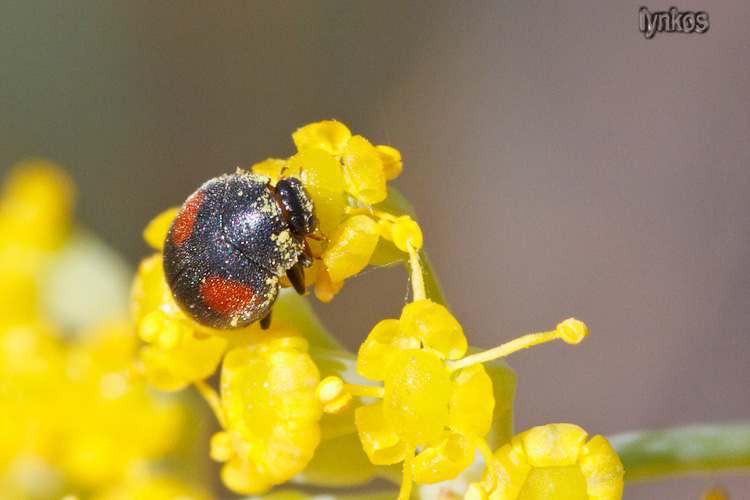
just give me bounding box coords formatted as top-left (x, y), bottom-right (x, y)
top-left (1, 2), bottom-right (748, 498)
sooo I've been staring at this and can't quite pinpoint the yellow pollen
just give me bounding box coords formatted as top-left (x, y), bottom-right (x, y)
top-left (317, 376), bottom-right (354, 413)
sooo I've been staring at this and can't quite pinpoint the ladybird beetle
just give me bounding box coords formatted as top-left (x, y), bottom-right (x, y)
top-left (162, 170), bottom-right (316, 329)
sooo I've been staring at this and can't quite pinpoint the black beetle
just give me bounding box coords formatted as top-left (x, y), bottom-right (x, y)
top-left (162, 170), bottom-right (316, 329)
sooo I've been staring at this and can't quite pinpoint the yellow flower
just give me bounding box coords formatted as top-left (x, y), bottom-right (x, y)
top-left (321, 214), bottom-right (380, 283)
top-left (0, 159), bottom-right (74, 251)
top-left (291, 120), bottom-right (401, 203)
top-left (0, 319), bottom-right (184, 495)
top-left (210, 322), bottom-right (323, 495)
top-left (352, 301), bottom-right (490, 483)
top-left (469, 424), bottom-right (624, 500)
top-left (0, 160), bottom-right (74, 328)
top-left (0, 162), bottom-right (195, 498)
top-left (55, 321), bottom-right (184, 490)
top-left (330, 303), bottom-right (587, 500)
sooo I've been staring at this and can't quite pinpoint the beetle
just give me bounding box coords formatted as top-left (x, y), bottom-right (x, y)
top-left (162, 170), bottom-right (316, 329)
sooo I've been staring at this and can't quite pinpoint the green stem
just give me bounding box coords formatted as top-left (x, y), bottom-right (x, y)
top-left (608, 421), bottom-right (750, 482)
top-left (420, 251), bottom-right (446, 306)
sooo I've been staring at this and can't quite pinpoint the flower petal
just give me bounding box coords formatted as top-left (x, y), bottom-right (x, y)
top-left (355, 401), bottom-right (408, 465)
top-left (357, 318), bottom-right (417, 381)
top-left (411, 431), bottom-right (475, 484)
top-left (450, 364), bottom-right (495, 438)
top-left (292, 121), bottom-right (352, 154)
top-left (383, 348), bottom-right (450, 445)
top-left (400, 299), bottom-right (467, 360)
top-left (322, 215), bottom-right (380, 283)
top-left (340, 135), bottom-right (387, 204)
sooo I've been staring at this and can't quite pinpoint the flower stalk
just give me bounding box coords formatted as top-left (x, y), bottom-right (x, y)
top-left (609, 421), bottom-right (750, 482)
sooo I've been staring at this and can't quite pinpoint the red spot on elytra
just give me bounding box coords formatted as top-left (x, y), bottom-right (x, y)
top-left (200, 275), bottom-right (263, 317)
top-left (172, 190), bottom-right (204, 246)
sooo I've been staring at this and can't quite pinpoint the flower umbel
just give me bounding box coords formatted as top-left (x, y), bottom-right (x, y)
top-left (8, 122), bottom-right (750, 498)
top-left (124, 120), bottom-right (627, 499)
top-left (320, 236), bottom-right (589, 500)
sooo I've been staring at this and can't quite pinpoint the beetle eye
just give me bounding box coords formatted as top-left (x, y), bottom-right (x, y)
top-left (275, 177), bottom-right (317, 235)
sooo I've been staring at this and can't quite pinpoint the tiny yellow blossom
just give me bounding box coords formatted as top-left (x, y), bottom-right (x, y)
top-left (340, 135), bottom-right (387, 204)
top-left (214, 322), bottom-right (323, 494)
top-left (0, 159), bottom-right (74, 251)
top-left (0, 163), bottom-right (191, 499)
top-left (400, 299), bottom-right (466, 359)
top-left (376, 144), bottom-right (403, 181)
top-left (0, 319), bottom-right (184, 496)
top-left (348, 301), bottom-right (496, 499)
top-left (343, 299), bottom-right (589, 500)
top-left (316, 375), bottom-right (353, 414)
top-left (476, 424), bottom-right (624, 500)
top-left (391, 215), bottom-right (423, 252)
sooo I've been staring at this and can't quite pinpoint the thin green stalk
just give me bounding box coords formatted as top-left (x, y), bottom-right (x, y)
top-left (608, 421), bottom-right (750, 482)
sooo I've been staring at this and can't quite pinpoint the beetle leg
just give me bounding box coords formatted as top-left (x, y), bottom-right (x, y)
top-left (306, 233), bottom-right (328, 242)
top-left (260, 309), bottom-right (272, 330)
top-left (298, 239), bottom-right (315, 268)
top-left (286, 263), bottom-right (307, 295)
top-left (298, 253), bottom-right (313, 268)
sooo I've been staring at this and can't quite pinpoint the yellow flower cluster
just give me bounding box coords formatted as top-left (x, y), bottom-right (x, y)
top-left (128, 121), bottom-right (420, 494)
top-left (0, 123), bottom-right (631, 500)
top-left (319, 303), bottom-right (598, 499)
top-left (0, 162), bottom-right (209, 500)
top-left (126, 120), bottom-right (625, 498)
